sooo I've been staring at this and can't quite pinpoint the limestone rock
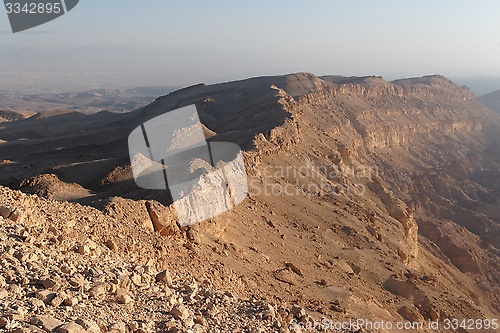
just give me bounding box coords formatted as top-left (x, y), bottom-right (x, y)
top-left (156, 269), bottom-right (174, 288)
top-left (75, 319), bottom-right (100, 333)
top-left (30, 315), bottom-right (64, 332)
top-left (55, 322), bottom-right (86, 333)
top-left (399, 305), bottom-right (425, 322)
top-left (170, 303), bottom-right (190, 321)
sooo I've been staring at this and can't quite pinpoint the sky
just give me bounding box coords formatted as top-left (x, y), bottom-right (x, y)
top-left (1, 0), bottom-right (500, 92)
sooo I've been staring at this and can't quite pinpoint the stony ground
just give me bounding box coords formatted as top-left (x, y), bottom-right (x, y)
top-left (0, 187), bottom-right (358, 333)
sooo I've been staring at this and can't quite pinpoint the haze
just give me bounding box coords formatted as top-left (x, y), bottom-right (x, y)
top-left (1, 0), bottom-right (500, 92)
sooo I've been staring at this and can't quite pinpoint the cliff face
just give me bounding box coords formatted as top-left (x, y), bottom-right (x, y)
top-left (292, 75), bottom-right (487, 152)
top-left (1, 73), bottom-right (499, 329)
top-left (251, 73), bottom-right (500, 319)
top-left (277, 74), bottom-right (498, 244)
top-left (244, 73), bottom-right (500, 320)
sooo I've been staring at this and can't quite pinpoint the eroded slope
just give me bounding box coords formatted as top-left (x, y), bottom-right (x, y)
top-left (0, 73), bottom-right (499, 332)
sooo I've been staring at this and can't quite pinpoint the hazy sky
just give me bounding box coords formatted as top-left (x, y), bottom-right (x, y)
top-left (1, 0), bottom-right (500, 91)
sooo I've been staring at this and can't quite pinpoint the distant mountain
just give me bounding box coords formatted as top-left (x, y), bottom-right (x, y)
top-left (0, 87), bottom-right (176, 116)
top-left (0, 110), bottom-right (36, 122)
top-left (480, 89), bottom-right (500, 115)
top-left (451, 77), bottom-right (500, 96)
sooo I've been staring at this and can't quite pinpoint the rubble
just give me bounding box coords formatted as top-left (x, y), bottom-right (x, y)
top-left (0, 189), bottom-right (330, 332)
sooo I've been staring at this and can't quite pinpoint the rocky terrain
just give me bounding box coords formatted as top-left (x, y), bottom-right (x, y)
top-left (0, 187), bottom-right (310, 333)
top-left (0, 73), bottom-right (499, 332)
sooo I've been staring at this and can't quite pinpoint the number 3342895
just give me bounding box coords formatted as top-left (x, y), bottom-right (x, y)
top-left (5, 2), bottom-right (62, 14)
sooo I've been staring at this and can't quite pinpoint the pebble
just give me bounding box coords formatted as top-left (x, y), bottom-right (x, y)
top-left (170, 303), bottom-right (190, 321)
top-left (118, 294), bottom-right (133, 304)
top-left (55, 321), bottom-right (86, 333)
top-left (155, 269), bottom-right (174, 288)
